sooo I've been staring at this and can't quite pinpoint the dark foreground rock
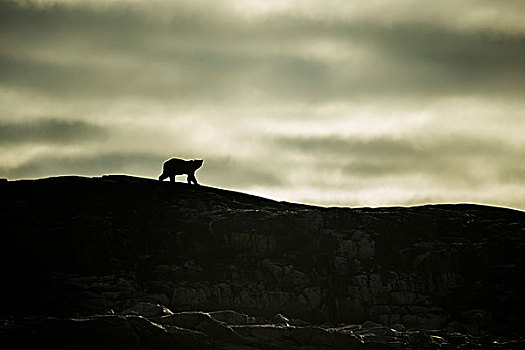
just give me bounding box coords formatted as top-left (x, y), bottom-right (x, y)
top-left (2, 309), bottom-right (524, 349)
top-left (1, 175), bottom-right (524, 348)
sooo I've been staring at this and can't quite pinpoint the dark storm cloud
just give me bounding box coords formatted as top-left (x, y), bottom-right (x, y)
top-left (276, 136), bottom-right (418, 157)
top-left (0, 53), bottom-right (180, 100)
top-left (346, 23), bottom-right (525, 96)
top-left (0, 118), bottom-right (107, 145)
top-left (275, 134), bottom-right (525, 186)
top-left (276, 134), bottom-right (521, 158)
top-left (2, 1), bottom-right (525, 105)
top-left (0, 50), bottom-right (334, 103)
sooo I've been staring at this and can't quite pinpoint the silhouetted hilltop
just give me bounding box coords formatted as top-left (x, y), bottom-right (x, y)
top-left (1, 175), bottom-right (524, 349)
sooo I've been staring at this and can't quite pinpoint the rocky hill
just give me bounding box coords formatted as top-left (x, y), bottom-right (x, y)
top-left (1, 175), bottom-right (524, 349)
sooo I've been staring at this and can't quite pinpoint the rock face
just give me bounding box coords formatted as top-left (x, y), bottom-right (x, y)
top-left (1, 175), bottom-right (525, 347)
top-left (4, 309), bottom-right (525, 350)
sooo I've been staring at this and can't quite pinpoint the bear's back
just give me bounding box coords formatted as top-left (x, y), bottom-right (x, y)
top-left (163, 158), bottom-right (194, 174)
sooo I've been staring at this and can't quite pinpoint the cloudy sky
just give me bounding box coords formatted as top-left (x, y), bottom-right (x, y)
top-left (1, 0), bottom-right (524, 209)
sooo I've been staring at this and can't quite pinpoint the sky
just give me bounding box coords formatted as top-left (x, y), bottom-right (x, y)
top-left (1, 0), bottom-right (524, 209)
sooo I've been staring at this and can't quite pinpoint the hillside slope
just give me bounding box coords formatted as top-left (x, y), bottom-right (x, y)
top-left (1, 175), bottom-right (524, 348)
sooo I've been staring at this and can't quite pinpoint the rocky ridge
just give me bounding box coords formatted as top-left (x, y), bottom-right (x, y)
top-left (1, 175), bottom-right (524, 348)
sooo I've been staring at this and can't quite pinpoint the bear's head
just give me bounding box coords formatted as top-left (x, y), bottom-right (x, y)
top-left (192, 159), bottom-right (204, 170)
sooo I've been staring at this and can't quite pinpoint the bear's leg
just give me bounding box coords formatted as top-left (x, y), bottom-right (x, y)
top-left (189, 173), bottom-right (199, 185)
top-left (158, 173), bottom-right (168, 181)
top-left (169, 175), bottom-right (176, 182)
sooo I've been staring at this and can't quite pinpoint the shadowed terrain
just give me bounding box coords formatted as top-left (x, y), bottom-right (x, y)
top-left (1, 175), bottom-right (524, 349)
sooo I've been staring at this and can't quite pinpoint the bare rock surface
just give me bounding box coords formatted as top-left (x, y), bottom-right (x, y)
top-left (3, 311), bottom-right (524, 349)
top-left (1, 175), bottom-right (525, 348)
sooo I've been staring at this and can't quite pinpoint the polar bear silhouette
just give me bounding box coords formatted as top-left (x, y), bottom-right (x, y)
top-left (158, 158), bottom-right (203, 185)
